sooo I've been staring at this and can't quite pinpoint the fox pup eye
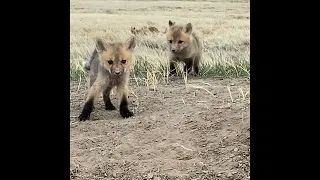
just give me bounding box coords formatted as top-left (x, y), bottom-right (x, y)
top-left (107, 60), bottom-right (113, 65)
top-left (178, 40), bottom-right (183, 44)
top-left (169, 40), bottom-right (172, 43)
top-left (121, 60), bottom-right (126, 64)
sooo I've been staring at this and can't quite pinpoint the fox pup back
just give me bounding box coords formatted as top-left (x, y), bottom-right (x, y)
top-left (130, 26), bottom-right (160, 36)
top-left (166, 20), bottom-right (203, 76)
top-left (78, 37), bottom-right (136, 121)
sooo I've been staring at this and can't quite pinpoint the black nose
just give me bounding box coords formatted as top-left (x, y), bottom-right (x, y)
top-left (172, 49), bottom-right (176, 52)
top-left (114, 72), bottom-right (121, 75)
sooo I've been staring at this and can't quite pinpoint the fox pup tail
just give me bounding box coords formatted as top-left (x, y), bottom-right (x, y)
top-left (82, 60), bottom-right (90, 71)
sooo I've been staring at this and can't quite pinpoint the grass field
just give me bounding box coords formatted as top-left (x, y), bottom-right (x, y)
top-left (70, 0), bottom-right (250, 83)
top-left (70, 0), bottom-right (250, 179)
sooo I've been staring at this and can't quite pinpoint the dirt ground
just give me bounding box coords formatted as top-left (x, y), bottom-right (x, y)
top-left (70, 78), bottom-right (250, 180)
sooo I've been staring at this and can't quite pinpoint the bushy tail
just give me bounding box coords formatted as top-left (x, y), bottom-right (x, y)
top-left (82, 48), bottom-right (98, 71)
top-left (82, 60), bottom-right (90, 71)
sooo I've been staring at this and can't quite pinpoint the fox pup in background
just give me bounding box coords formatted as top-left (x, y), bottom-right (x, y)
top-left (78, 37), bottom-right (136, 121)
top-left (166, 20), bottom-right (203, 76)
top-left (130, 26), bottom-right (160, 36)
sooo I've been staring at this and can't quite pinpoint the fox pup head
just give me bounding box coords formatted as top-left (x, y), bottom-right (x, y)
top-left (95, 37), bottom-right (136, 76)
top-left (166, 20), bottom-right (193, 53)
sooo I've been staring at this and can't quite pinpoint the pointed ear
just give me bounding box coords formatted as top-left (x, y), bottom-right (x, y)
top-left (95, 38), bottom-right (105, 53)
top-left (169, 20), bottom-right (175, 27)
top-left (124, 36), bottom-right (136, 51)
top-left (184, 23), bottom-right (192, 34)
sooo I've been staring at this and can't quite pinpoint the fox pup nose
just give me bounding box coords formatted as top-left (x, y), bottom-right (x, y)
top-left (114, 71), bottom-right (121, 75)
top-left (171, 49), bottom-right (176, 52)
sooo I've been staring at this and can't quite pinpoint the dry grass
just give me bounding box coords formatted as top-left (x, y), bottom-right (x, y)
top-left (70, 0), bottom-right (250, 84)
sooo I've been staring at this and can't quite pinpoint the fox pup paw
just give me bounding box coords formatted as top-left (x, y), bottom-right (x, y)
top-left (190, 71), bottom-right (199, 76)
top-left (105, 104), bottom-right (116, 111)
top-left (78, 102), bottom-right (93, 121)
top-left (78, 111), bottom-right (91, 121)
top-left (120, 109), bottom-right (134, 118)
top-left (169, 71), bottom-right (177, 76)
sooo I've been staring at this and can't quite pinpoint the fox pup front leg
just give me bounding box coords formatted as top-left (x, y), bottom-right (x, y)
top-left (169, 61), bottom-right (177, 76)
top-left (78, 88), bottom-right (98, 121)
top-left (117, 86), bottom-right (133, 118)
top-left (168, 54), bottom-right (178, 76)
top-left (184, 59), bottom-right (193, 74)
top-left (78, 78), bottom-right (106, 121)
top-left (103, 86), bottom-right (116, 111)
top-left (193, 55), bottom-right (201, 76)
top-left (88, 74), bottom-right (97, 109)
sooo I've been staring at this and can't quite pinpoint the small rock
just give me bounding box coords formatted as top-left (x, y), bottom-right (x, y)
top-left (230, 83), bottom-right (235, 86)
top-left (149, 87), bottom-right (156, 91)
top-left (227, 173), bottom-right (233, 177)
top-left (112, 172), bottom-right (117, 177)
top-left (234, 148), bottom-right (239, 152)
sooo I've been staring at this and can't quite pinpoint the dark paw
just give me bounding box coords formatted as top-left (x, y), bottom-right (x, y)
top-left (184, 67), bottom-right (192, 73)
top-left (78, 100), bottom-right (93, 121)
top-left (105, 104), bottom-right (116, 111)
top-left (120, 109), bottom-right (134, 118)
top-left (78, 111), bottom-right (90, 121)
top-left (190, 71), bottom-right (199, 76)
top-left (169, 71), bottom-right (177, 76)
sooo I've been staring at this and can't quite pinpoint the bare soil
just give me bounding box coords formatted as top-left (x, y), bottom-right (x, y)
top-left (70, 78), bottom-right (250, 180)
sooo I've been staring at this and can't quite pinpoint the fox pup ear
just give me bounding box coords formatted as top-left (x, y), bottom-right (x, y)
top-left (169, 20), bottom-right (175, 27)
top-left (124, 36), bottom-right (136, 51)
top-left (95, 38), bottom-right (106, 53)
top-left (184, 23), bottom-right (192, 34)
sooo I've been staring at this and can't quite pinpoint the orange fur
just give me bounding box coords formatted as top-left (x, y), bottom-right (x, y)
top-left (78, 37), bottom-right (136, 121)
top-left (166, 20), bottom-right (203, 76)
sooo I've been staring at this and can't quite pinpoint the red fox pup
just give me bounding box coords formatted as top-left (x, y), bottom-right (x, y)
top-left (166, 20), bottom-right (203, 76)
top-left (78, 37), bottom-right (136, 121)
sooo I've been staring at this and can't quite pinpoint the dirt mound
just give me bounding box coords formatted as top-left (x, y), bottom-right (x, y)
top-left (70, 78), bottom-right (250, 180)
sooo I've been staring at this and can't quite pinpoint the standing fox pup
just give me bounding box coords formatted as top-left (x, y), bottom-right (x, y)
top-left (78, 37), bottom-right (136, 121)
top-left (166, 20), bottom-right (202, 76)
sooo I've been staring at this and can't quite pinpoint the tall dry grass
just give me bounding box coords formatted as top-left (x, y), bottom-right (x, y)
top-left (70, 0), bottom-right (250, 85)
